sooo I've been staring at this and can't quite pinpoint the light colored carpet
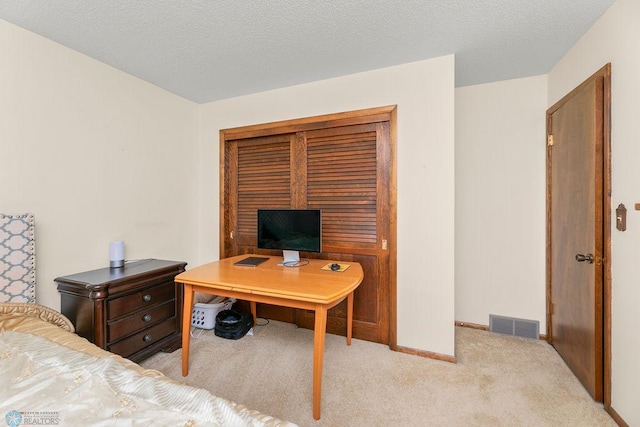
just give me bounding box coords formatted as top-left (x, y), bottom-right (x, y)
top-left (141, 322), bottom-right (615, 427)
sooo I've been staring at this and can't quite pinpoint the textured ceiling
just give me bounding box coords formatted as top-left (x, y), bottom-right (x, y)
top-left (0, 0), bottom-right (615, 103)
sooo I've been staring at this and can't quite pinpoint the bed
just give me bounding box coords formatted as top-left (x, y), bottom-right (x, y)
top-left (0, 302), bottom-right (296, 426)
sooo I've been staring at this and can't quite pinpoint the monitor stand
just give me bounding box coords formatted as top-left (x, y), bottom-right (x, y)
top-left (281, 250), bottom-right (300, 265)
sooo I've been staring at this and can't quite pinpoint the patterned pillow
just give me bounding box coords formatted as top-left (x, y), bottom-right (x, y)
top-left (0, 214), bottom-right (36, 303)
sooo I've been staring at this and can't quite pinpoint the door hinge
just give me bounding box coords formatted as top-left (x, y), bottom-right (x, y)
top-left (547, 135), bottom-right (554, 146)
top-left (230, 231), bottom-right (234, 240)
top-left (382, 239), bottom-right (388, 250)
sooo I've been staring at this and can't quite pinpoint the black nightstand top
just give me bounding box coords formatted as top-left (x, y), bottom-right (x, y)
top-left (55, 259), bottom-right (187, 289)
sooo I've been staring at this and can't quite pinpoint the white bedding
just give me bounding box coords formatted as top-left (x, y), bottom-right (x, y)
top-left (0, 304), bottom-right (295, 427)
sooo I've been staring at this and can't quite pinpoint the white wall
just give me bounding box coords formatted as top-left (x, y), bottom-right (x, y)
top-left (197, 57), bottom-right (457, 356)
top-left (0, 20), bottom-right (200, 311)
top-left (547, 0), bottom-right (639, 423)
top-left (455, 75), bottom-right (548, 331)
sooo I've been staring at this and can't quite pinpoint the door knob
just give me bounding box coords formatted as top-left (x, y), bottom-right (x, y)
top-left (575, 253), bottom-right (594, 264)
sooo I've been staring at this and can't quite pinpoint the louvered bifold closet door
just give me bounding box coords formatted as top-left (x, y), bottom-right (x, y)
top-left (306, 124), bottom-right (378, 251)
top-left (227, 134), bottom-right (292, 252)
top-left (222, 106), bottom-right (394, 345)
top-left (298, 122), bottom-right (390, 343)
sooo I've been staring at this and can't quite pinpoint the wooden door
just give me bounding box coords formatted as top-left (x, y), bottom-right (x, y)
top-left (546, 65), bottom-right (610, 402)
top-left (295, 122), bottom-right (390, 343)
top-left (221, 106), bottom-right (396, 346)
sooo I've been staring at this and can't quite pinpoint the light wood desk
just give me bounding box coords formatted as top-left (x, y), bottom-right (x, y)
top-left (176, 255), bottom-right (364, 420)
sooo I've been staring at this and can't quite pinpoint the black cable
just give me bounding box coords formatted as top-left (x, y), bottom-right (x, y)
top-left (255, 318), bottom-right (270, 327)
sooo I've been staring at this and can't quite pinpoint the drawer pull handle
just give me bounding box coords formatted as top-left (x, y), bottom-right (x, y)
top-left (142, 314), bottom-right (152, 322)
top-left (142, 294), bottom-right (152, 302)
top-left (143, 334), bottom-right (152, 342)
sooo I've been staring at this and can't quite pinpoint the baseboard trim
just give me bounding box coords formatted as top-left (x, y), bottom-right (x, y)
top-left (396, 345), bottom-right (456, 363)
top-left (455, 321), bottom-right (488, 331)
top-left (455, 320), bottom-right (548, 340)
top-left (605, 405), bottom-right (629, 427)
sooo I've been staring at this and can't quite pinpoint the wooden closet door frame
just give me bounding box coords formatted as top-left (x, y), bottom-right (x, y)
top-left (219, 105), bottom-right (398, 349)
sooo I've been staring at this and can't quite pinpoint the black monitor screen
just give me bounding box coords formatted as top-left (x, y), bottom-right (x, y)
top-left (257, 209), bottom-right (321, 253)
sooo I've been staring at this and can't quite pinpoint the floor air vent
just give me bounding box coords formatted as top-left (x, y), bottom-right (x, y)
top-left (489, 314), bottom-right (539, 339)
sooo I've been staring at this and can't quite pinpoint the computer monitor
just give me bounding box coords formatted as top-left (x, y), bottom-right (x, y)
top-left (257, 209), bottom-right (321, 265)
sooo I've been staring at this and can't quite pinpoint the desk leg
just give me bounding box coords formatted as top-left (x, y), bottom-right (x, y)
top-left (346, 291), bottom-right (354, 346)
top-left (313, 304), bottom-right (328, 420)
top-left (181, 283), bottom-right (193, 377)
top-left (250, 301), bottom-right (257, 326)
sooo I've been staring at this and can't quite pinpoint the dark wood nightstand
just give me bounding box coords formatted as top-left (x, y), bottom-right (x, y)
top-left (56, 259), bottom-right (187, 363)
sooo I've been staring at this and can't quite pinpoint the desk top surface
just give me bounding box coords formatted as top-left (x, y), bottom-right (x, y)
top-left (175, 255), bottom-right (364, 304)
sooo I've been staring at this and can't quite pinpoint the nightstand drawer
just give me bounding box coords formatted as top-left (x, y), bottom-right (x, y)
top-left (108, 317), bottom-right (176, 358)
top-left (108, 281), bottom-right (175, 320)
top-left (107, 299), bottom-right (175, 342)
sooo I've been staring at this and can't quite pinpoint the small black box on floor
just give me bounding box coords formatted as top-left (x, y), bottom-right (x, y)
top-left (214, 309), bottom-right (254, 340)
